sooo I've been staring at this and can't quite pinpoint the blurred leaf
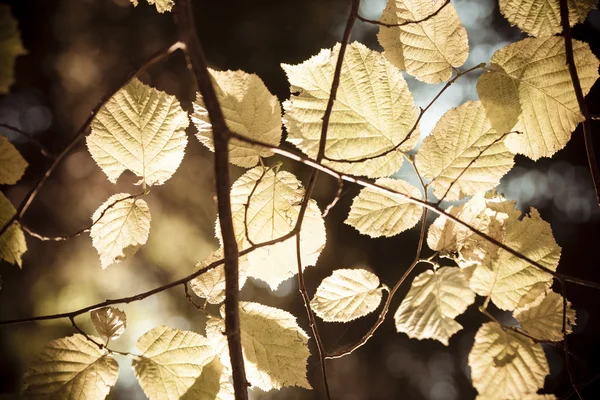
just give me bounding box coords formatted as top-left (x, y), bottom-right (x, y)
top-left (0, 136), bottom-right (27, 185)
top-left (0, 193), bottom-right (26, 267)
top-left (0, 4), bottom-right (27, 94)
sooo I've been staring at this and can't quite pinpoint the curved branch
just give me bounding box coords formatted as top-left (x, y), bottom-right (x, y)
top-left (0, 123), bottom-right (55, 159)
top-left (357, 0), bottom-right (450, 27)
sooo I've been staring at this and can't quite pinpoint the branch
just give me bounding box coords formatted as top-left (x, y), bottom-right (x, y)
top-left (226, 130), bottom-right (600, 291)
top-left (0, 123), bottom-right (55, 159)
top-left (0, 42), bottom-right (184, 239)
top-left (173, 1), bottom-right (247, 397)
top-left (559, 0), bottom-right (600, 207)
top-left (357, 0), bottom-right (450, 27)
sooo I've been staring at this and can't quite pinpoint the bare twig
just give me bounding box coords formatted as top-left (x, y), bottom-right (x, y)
top-left (174, 0), bottom-right (247, 397)
top-left (0, 123), bottom-right (55, 159)
top-left (21, 191), bottom-right (146, 241)
top-left (322, 176), bottom-right (343, 218)
top-left (0, 42), bottom-right (184, 239)
top-left (323, 63), bottom-right (485, 164)
top-left (226, 130), bottom-right (600, 291)
top-left (357, 0), bottom-right (450, 27)
top-left (559, 0), bottom-right (600, 207)
top-left (243, 165), bottom-right (269, 247)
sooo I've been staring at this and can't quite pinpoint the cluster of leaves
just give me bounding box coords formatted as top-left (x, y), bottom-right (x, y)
top-left (0, 0), bottom-right (599, 399)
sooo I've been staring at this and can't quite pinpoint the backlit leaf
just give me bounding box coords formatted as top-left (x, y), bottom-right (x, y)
top-left (478, 36), bottom-right (600, 160)
top-left (130, 0), bottom-right (173, 13)
top-left (0, 5), bottom-right (27, 94)
top-left (514, 291), bottom-right (576, 342)
top-left (0, 136), bottom-right (27, 185)
top-left (23, 334), bottom-right (118, 400)
top-left (180, 356), bottom-right (234, 400)
top-left (394, 267), bottom-right (475, 345)
top-left (378, 0), bottom-right (469, 83)
top-left (208, 302), bottom-right (311, 391)
top-left (500, 0), bottom-right (597, 37)
top-left (283, 42), bottom-right (419, 178)
top-left (220, 166), bottom-right (326, 290)
top-left (345, 178), bottom-right (423, 237)
top-left (132, 326), bottom-right (215, 400)
top-left (90, 307), bottom-right (127, 341)
top-left (192, 69), bottom-right (282, 168)
top-left (189, 248), bottom-right (249, 304)
top-left (90, 193), bottom-right (151, 269)
top-left (0, 193), bottom-right (26, 267)
top-left (310, 269), bottom-right (384, 322)
top-left (469, 322), bottom-right (549, 399)
top-left (87, 78), bottom-right (188, 186)
top-left (470, 209), bottom-right (561, 311)
top-left (416, 101), bottom-right (514, 201)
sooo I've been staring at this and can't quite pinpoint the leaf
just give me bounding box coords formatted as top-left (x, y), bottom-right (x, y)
top-left (208, 302), bottom-right (311, 391)
top-left (310, 269), bottom-right (384, 322)
top-left (90, 307), bottom-right (127, 341)
top-left (180, 356), bottom-right (234, 400)
top-left (189, 248), bottom-right (249, 304)
top-left (478, 36), bottom-right (600, 160)
top-left (500, 0), bottom-right (597, 37)
top-left (469, 322), bottom-right (550, 399)
top-left (0, 136), bottom-right (27, 185)
top-left (0, 5), bottom-right (27, 94)
top-left (87, 78), bottom-right (188, 186)
top-left (282, 42), bottom-right (420, 178)
top-left (394, 267), bottom-right (475, 345)
top-left (377, 0), bottom-right (469, 83)
top-left (192, 69), bottom-right (282, 168)
top-left (427, 192), bottom-right (519, 268)
top-left (416, 101), bottom-right (515, 201)
top-left (90, 193), bottom-right (151, 269)
top-left (132, 326), bottom-right (215, 400)
top-left (23, 334), bottom-right (119, 400)
top-left (0, 193), bottom-right (26, 267)
top-left (345, 178), bottom-right (423, 238)
top-left (130, 0), bottom-right (173, 13)
top-left (470, 209), bottom-right (561, 311)
top-left (514, 291), bottom-right (576, 342)
top-left (220, 166), bottom-right (326, 290)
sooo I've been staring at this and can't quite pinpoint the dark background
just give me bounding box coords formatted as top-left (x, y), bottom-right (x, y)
top-left (1, 0), bottom-right (600, 399)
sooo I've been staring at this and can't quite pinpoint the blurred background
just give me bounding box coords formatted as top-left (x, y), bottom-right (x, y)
top-left (1, 0), bottom-right (600, 398)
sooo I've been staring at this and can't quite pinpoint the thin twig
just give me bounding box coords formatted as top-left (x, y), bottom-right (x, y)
top-left (228, 130), bottom-right (600, 291)
top-left (0, 123), bottom-right (55, 159)
top-left (559, 0), bottom-right (600, 207)
top-left (561, 283), bottom-right (583, 399)
top-left (295, 233), bottom-right (331, 399)
top-left (69, 315), bottom-right (132, 357)
top-left (21, 191), bottom-right (146, 241)
top-left (357, 0), bottom-right (450, 27)
top-left (173, 0), bottom-right (247, 397)
top-left (0, 42), bottom-right (184, 240)
top-left (243, 165), bottom-right (269, 247)
top-left (322, 176), bottom-right (343, 218)
top-left (323, 63), bottom-right (485, 164)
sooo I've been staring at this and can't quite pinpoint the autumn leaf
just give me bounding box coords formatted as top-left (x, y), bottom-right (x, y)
top-left (0, 136), bottom-right (27, 185)
top-left (0, 193), bottom-right (26, 267)
top-left (90, 307), bottom-right (127, 341)
top-left (416, 101), bottom-right (514, 201)
top-left (395, 267), bottom-right (475, 345)
top-left (192, 69), bottom-right (282, 168)
top-left (378, 0), bottom-right (469, 83)
top-left (180, 356), bottom-right (234, 400)
top-left (514, 291), bottom-right (576, 342)
top-left (283, 42), bottom-right (419, 178)
top-left (87, 78), bottom-right (188, 186)
top-left (220, 166), bottom-right (326, 289)
top-left (23, 334), bottom-right (119, 400)
top-left (207, 302), bottom-right (311, 391)
top-left (130, 0), bottom-right (173, 13)
top-left (132, 326), bottom-right (215, 400)
top-left (500, 0), bottom-right (597, 37)
top-left (310, 269), bottom-right (384, 322)
top-left (478, 36), bottom-right (600, 160)
top-left (345, 178), bottom-right (423, 238)
top-left (90, 193), bottom-right (151, 268)
top-left (469, 322), bottom-right (549, 399)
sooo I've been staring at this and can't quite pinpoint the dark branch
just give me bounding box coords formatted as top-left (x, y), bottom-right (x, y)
top-left (0, 123), bottom-right (55, 159)
top-left (357, 0), bottom-right (450, 27)
top-left (173, 0), bottom-right (247, 397)
top-left (559, 0), bottom-right (600, 208)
